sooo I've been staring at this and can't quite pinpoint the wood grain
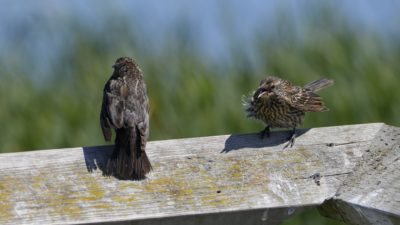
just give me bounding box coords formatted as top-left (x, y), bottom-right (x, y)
top-left (0, 123), bottom-right (398, 225)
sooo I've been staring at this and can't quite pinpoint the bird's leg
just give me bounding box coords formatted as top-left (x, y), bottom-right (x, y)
top-left (284, 127), bottom-right (296, 149)
top-left (260, 125), bottom-right (270, 139)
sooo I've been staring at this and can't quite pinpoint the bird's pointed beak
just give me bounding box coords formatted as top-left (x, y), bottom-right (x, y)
top-left (112, 64), bottom-right (117, 69)
top-left (257, 91), bottom-right (267, 99)
top-left (254, 88), bottom-right (268, 100)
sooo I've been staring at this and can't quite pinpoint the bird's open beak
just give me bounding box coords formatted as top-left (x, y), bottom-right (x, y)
top-left (254, 88), bottom-right (268, 99)
top-left (257, 91), bottom-right (267, 99)
top-left (112, 64), bottom-right (117, 69)
top-left (257, 91), bottom-right (268, 98)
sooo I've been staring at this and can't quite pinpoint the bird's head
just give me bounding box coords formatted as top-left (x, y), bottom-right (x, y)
top-left (113, 57), bottom-right (134, 70)
top-left (112, 57), bottom-right (142, 78)
top-left (253, 76), bottom-right (280, 100)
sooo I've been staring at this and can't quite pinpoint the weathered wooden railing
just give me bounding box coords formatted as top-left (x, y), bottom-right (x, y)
top-left (0, 123), bottom-right (399, 225)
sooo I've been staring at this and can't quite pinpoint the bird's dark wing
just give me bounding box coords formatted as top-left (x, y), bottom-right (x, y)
top-left (123, 78), bottom-right (149, 151)
top-left (100, 92), bottom-right (112, 141)
top-left (100, 79), bottom-right (127, 142)
top-left (275, 85), bottom-right (328, 112)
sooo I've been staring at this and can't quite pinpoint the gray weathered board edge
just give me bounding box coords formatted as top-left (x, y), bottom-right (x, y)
top-left (319, 123), bottom-right (400, 225)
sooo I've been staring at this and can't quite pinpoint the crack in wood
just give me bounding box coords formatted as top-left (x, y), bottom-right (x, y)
top-left (325, 141), bottom-right (369, 147)
top-left (295, 172), bottom-right (352, 180)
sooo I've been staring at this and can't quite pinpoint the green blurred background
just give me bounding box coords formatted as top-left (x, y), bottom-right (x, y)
top-left (1, 1), bottom-right (399, 224)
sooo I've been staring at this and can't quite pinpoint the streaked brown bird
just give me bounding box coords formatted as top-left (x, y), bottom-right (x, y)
top-left (244, 76), bottom-right (334, 148)
top-left (100, 57), bottom-right (152, 180)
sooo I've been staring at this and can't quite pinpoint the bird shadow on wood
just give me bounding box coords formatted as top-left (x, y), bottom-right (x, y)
top-left (82, 145), bottom-right (113, 174)
top-left (82, 145), bottom-right (148, 181)
top-left (221, 129), bottom-right (310, 153)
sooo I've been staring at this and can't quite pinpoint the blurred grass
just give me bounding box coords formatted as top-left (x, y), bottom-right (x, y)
top-left (0, 5), bottom-right (399, 225)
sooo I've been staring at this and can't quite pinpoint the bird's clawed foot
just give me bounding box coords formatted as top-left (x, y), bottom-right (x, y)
top-left (283, 128), bottom-right (296, 149)
top-left (260, 126), bottom-right (270, 139)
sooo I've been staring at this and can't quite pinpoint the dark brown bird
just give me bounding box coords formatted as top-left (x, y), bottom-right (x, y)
top-left (100, 57), bottom-right (152, 180)
top-left (244, 76), bottom-right (333, 148)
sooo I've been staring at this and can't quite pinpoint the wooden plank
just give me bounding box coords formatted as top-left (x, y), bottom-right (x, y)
top-left (319, 124), bottom-right (400, 225)
top-left (0, 123), bottom-right (394, 225)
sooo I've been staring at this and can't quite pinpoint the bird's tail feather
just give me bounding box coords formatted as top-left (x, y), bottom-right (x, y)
top-left (106, 127), bottom-right (152, 180)
top-left (304, 78), bottom-right (334, 92)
